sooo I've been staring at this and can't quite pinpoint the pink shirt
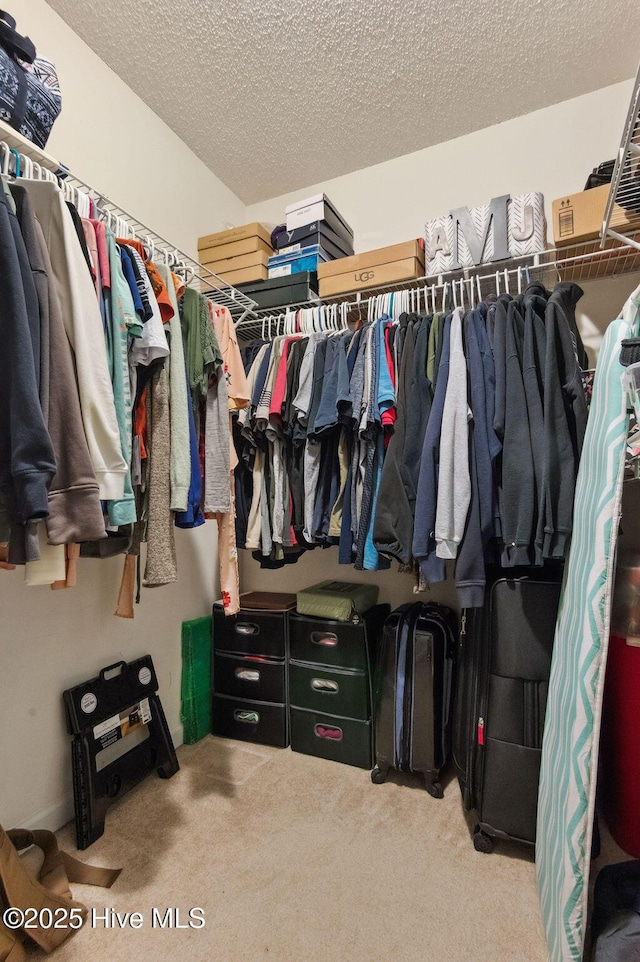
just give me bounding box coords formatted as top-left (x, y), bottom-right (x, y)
top-left (270, 336), bottom-right (300, 419)
top-left (90, 219), bottom-right (111, 291)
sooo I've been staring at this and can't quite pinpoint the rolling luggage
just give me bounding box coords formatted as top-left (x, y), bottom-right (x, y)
top-left (453, 571), bottom-right (562, 852)
top-left (371, 603), bottom-right (457, 797)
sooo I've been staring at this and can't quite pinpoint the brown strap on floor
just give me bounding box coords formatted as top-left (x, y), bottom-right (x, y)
top-left (7, 829), bottom-right (120, 893)
top-left (1, 826), bottom-right (120, 960)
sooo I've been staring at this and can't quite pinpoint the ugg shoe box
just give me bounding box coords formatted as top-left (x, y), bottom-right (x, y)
top-left (318, 240), bottom-right (425, 297)
top-left (552, 185), bottom-right (640, 246)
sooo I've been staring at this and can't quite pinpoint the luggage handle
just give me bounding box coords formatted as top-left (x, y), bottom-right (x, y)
top-left (314, 724), bottom-right (342, 741)
top-left (235, 668), bottom-right (260, 682)
top-left (235, 622), bottom-right (259, 636)
top-left (234, 710), bottom-right (259, 724)
top-left (311, 679), bottom-right (339, 693)
top-left (311, 631), bottom-right (338, 647)
top-left (99, 661), bottom-right (128, 681)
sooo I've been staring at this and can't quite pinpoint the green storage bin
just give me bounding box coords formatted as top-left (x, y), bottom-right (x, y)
top-left (181, 615), bottom-right (212, 743)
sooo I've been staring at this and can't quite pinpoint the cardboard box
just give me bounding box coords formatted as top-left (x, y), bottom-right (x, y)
top-left (319, 258), bottom-right (423, 298)
top-left (199, 235), bottom-right (272, 264)
top-left (552, 185), bottom-right (640, 246)
top-left (197, 222), bottom-right (271, 252)
top-left (213, 264), bottom-right (269, 285)
top-left (318, 240), bottom-right (425, 279)
top-left (285, 194), bottom-right (354, 243)
top-left (201, 249), bottom-right (270, 275)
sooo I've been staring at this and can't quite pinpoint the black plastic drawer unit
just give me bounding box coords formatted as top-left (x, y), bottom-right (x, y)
top-left (290, 707), bottom-right (372, 769)
top-left (289, 615), bottom-right (369, 671)
top-left (213, 605), bottom-right (287, 659)
top-left (213, 651), bottom-right (286, 704)
top-left (289, 660), bottom-right (370, 720)
top-left (212, 694), bottom-right (288, 748)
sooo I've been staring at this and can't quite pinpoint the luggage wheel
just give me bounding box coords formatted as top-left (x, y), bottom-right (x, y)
top-left (424, 775), bottom-right (444, 799)
top-left (472, 827), bottom-right (495, 854)
top-left (371, 765), bottom-right (388, 785)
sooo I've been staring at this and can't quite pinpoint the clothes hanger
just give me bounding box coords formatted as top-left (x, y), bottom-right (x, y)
top-left (517, 265), bottom-right (523, 295)
top-left (9, 149), bottom-right (20, 178)
top-left (503, 268), bottom-right (510, 294)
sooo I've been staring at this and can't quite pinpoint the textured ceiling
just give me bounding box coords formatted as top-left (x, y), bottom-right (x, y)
top-left (47, 0), bottom-right (640, 204)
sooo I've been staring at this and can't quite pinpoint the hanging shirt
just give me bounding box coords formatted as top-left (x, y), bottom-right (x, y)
top-left (181, 287), bottom-right (219, 403)
top-left (435, 307), bottom-right (470, 560)
top-left (23, 179), bottom-right (127, 501)
top-left (117, 239), bottom-right (173, 324)
top-left (127, 247), bottom-right (170, 368)
top-left (104, 230), bottom-right (138, 527)
top-left (155, 262), bottom-right (191, 513)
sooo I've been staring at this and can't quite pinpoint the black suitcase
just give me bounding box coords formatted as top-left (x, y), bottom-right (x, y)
top-left (453, 572), bottom-right (562, 853)
top-left (371, 603), bottom-right (457, 798)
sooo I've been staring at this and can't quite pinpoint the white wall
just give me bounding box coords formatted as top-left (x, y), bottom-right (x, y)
top-left (247, 80), bottom-right (634, 253)
top-left (0, 0), bottom-right (246, 832)
top-left (241, 79), bottom-right (640, 611)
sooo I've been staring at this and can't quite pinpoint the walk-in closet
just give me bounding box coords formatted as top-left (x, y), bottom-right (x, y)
top-left (2, 3), bottom-right (640, 961)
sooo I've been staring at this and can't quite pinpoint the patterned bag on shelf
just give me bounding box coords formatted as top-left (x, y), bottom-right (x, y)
top-left (0, 10), bottom-right (61, 148)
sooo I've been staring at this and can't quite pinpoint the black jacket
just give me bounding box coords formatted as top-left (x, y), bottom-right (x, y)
top-left (541, 282), bottom-right (588, 559)
top-left (0, 184), bottom-right (56, 529)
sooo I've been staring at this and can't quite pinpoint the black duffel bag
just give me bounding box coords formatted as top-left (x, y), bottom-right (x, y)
top-left (0, 9), bottom-right (61, 148)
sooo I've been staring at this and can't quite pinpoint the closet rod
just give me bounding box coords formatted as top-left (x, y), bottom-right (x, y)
top-left (0, 122), bottom-right (258, 322)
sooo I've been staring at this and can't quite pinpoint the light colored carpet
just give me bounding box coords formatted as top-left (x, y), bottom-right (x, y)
top-left (28, 737), bottom-right (550, 962)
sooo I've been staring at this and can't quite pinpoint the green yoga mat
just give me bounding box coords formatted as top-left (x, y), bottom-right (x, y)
top-left (181, 615), bottom-right (212, 744)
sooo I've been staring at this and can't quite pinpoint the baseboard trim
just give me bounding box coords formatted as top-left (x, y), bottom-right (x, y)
top-left (22, 724), bottom-right (184, 833)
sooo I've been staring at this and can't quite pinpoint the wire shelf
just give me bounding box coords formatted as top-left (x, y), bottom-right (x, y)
top-left (0, 119), bottom-right (258, 320)
top-left (235, 234), bottom-right (640, 339)
top-left (602, 61), bottom-right (640, 252)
